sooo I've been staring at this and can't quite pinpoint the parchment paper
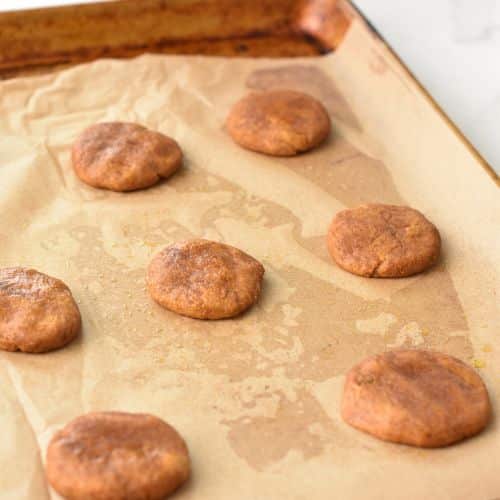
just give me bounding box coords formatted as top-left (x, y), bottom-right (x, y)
top-left (0, 20), bottom-right (499, 500)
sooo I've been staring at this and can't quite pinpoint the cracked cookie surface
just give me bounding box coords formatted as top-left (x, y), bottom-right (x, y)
top-left (72, 122), bottom-right (182, 192)
top-left (147, 239), bottom-right (265, 320)
top-left (327, 204), bottom-right (441, 278)
top-left (226, 90), bottom-right (331, 156)
top-left (342, 349), bottom-right (491, 447)
top-left (46, 411), bottom-right (190, 500)
top-left (0, 267), bottom-right (81, 353)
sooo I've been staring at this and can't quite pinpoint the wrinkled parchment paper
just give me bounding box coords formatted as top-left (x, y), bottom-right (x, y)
top-left (0, 20), bottom-right (499, 500)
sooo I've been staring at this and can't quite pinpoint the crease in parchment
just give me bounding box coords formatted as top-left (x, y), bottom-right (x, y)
top-left (4, 363), bottom-right (50, 500)
top-left (43, 141), bottom-right (68, 190)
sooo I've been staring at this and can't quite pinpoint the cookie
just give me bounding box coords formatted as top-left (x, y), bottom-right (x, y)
top-left (327, 204), bottom-right (441, 278)
top-left (226, 89), bottom-right (331, 156)
top-left (147, 239), bottom-right (265, 319)
top-left (342, 350), bottom-right (491, 447)
top-left (46, 412), bottom-right (190, 500)
top-left (0, 267), bottom-right (81, 353)
top-left (72, 122), bottom-right (182, 192)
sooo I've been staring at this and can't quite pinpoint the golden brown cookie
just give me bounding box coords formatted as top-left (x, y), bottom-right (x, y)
top-left (147, 239), bottom-right (265, 319)
top-left (226, 89), bottom-right (331, 156)
top-left (342, 350), bottom-right (491, 447)
top-left (327, 204), bottom-right (441, 278)
top-left (72, 122), bottom-right (182, 192)
top-left (0, 267), bottom-right (81, 353)
top-left (46, 412), bottom-right (190, 500)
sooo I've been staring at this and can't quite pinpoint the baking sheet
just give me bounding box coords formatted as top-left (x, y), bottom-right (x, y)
top-left (0, 20), bottom-right (499, 500)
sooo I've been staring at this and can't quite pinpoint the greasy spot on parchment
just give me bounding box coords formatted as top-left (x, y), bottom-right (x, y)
top-left (284, 136), bottom-right (404, 208)
top-left (247, 64), bottom-right (401, 208)
top-left (223, 388), bottom-right (338, 470)
top-left (246, 65), bottom-right (361, 130)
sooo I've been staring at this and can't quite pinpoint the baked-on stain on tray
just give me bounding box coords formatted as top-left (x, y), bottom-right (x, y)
top-left (0, 0), bottom-right (354, 78)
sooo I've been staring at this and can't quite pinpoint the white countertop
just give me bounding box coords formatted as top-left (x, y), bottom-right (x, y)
top-left (2, 0), bottom-right (500, 175)
top-left (353, 0), bottom-right (500, 175)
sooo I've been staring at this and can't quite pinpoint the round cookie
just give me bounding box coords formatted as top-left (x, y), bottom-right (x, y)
top-left (226, 89), bottom-right (331, 156)
top-left (72, 122), bottom-right (182, 192)
top-left (147, 239), bottom-right (265, 319)
top-left (46, 412), bottom-right (190, 500)
top-left (342, 350), bottom-right (491, 447)
top-left (327, 204), bottom-right (441, 278)
top-left (0, 267), bottom-right (81, 353)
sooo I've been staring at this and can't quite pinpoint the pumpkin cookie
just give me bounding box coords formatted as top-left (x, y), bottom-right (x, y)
top-left (0, 267), bottom-right (81, 353)
top-left (72, 122), bottom-right (182, 192)
top-left (46, 412), bottom-right (190, 500)
top-left (147, 239), bottom-right (265, 319)
top-left (327, 204), bottom-right (441, 278)
top-left (342, 350), bottom-right (491, 447)
top-left (226, 89), bottom-right (331, 156)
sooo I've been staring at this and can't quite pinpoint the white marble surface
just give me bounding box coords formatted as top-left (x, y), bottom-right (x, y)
top-left (352, 0), bottom-right (500, 174)
top-left (1, 0), bottom-right (499, 174)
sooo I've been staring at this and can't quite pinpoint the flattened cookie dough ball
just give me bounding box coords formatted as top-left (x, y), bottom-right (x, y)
top-left (147, 239), bottom-right (265, 319)
top-left (72, 122), bottom-right (182, 192)
top-left (342, 350), bottom-right (491, 447)
top-left (46, 412), bottom-right (190, 500)
top-left (327, 204), bottom-right (441, 278)
top-left (0, 267), bottom-right (81, 353)
top-left (226, 89), bottom-right (331, 156)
